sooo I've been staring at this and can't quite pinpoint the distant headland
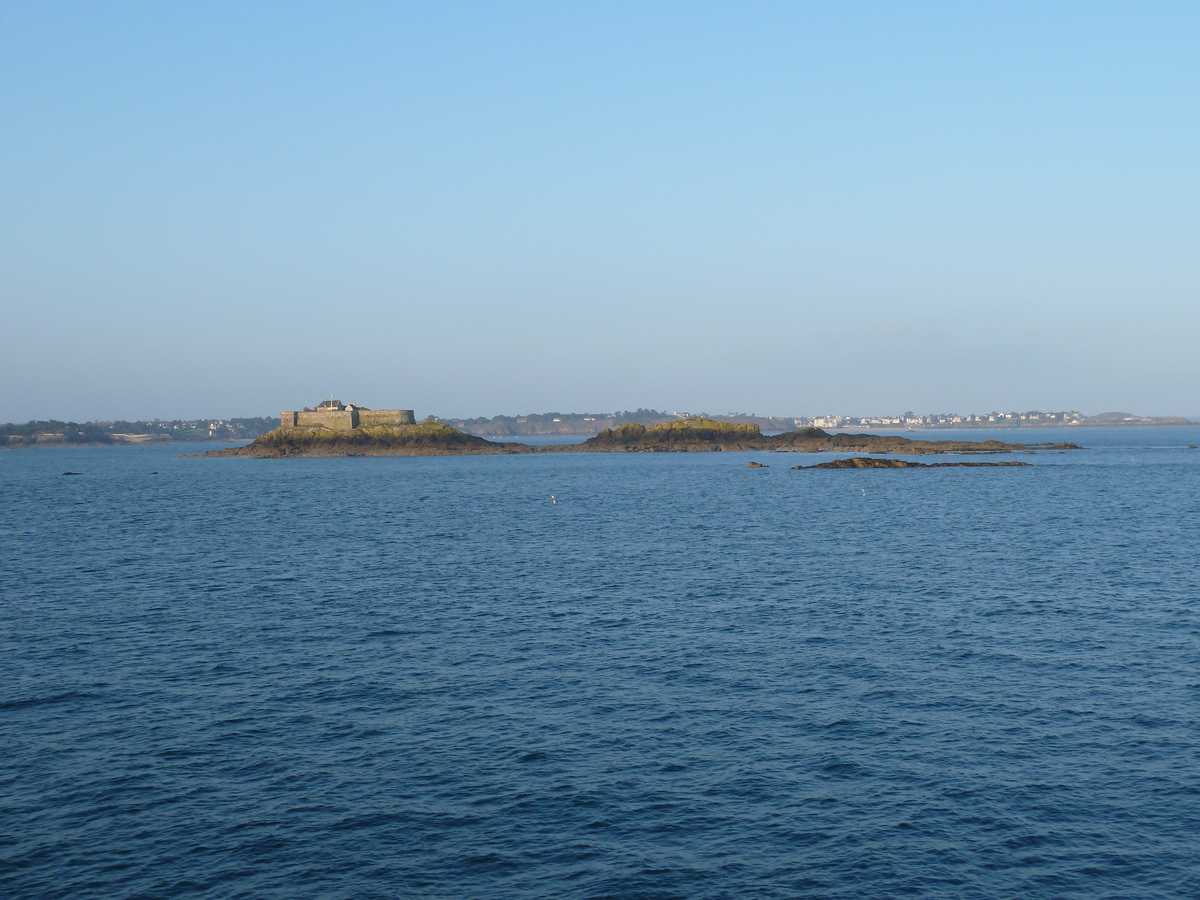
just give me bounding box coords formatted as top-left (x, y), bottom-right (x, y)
top-left (202, 403), bottom-right (1082, 459)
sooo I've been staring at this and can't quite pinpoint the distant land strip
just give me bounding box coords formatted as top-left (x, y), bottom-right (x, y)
top-left (0, 417), bottom-right (277, 447)
top-left (2, 409), bottom-right (1195, 448)
top-left (437, 409), bottom-right (1197, 436)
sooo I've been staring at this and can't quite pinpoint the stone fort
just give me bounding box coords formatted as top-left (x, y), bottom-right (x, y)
top-left (281, 399), bottom-right (416, 431)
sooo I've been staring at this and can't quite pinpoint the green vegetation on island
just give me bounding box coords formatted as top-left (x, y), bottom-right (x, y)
top-left (575, 417), bottom-right (761, 449)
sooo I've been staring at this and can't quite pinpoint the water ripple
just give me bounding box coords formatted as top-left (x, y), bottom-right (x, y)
top-left (2, 434), bottom-right (1200, 898)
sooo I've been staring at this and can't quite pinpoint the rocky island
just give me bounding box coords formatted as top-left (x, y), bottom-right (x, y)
top-left (791, 457), bottom-right (1031, 469)
top-left (204, 404), bottom-right (1080, 459)
top-left (564, 418), bottom-right (1077, 453)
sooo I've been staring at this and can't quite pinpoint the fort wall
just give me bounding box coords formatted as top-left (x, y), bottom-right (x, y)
top-left (296, 410), bottom-right (357, 430)
top-left (279, 407), bottom-right (416, 431)
top-left (358, 409), bottom-right (416, 427)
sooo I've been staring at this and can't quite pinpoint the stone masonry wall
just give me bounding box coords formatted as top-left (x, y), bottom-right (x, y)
top-left (280, 408), bottom-right (416, 431)
top-left (295, 409), bottom-right (357, 430)
top-left (358, 409), bottom-right (417, 427)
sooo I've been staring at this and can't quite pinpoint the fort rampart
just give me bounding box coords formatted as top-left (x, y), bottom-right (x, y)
top-left (357, 409), bottom-right (417, 428)
top-left (280, 407), bottom-right (416, 431)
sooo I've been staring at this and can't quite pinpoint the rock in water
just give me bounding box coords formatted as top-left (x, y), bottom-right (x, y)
top-left (791, 457), bottom-right (1032, 470)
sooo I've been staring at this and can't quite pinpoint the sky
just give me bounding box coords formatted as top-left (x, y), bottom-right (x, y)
top-left (2, 1), bottom-right (1198, 421)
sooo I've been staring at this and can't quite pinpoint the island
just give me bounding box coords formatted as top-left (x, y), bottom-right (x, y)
top-left (202, 403), bottom-right (1081, 459)
top-left (204, 401), bottom-right (526, 457)
top-left (562, 418), bottom-right (1077, 453)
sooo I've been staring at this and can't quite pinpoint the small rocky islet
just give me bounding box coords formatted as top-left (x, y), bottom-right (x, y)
top-left (203, 420), bottom-right (525, 458)
top-left (790, 457), bottom-right (1031, 469)
top-left (204, 415), bottom-right (1080, 460)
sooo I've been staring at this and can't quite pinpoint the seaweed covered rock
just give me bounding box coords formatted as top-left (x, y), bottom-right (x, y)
top-left (768, 431), bottom-right (1076, 454)
top-left (791, 457), bottom-right (1032, 469)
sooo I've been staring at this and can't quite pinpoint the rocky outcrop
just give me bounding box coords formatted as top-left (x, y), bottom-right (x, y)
top-left (768, 429), bottom-right (1074, 454)
top-left (562, 418), bottom-right (1078, 454)
top-left (569, 418), bottom-right (764, 452)
top-left (203, 423), bottom-right (529, 458)
top-left (791, 457), bottom-right (1032, 469)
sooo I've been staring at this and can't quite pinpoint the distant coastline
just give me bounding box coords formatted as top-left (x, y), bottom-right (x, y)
top-left (3, 409), bottom-right (1195, 448)
top-left (844, 414), bottom-right (1197, 431)
top-left (0, 417), bottom-right (277, 448)
top-left (438, 409), bottom-right (1196, 436)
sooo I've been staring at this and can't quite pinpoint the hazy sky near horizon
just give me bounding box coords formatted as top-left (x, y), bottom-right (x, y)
top-left (3, 1), bottom-right (1198, 421)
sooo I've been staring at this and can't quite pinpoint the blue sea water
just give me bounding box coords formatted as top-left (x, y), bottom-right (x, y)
top-left (3, 427), bottom-right (1200, 899)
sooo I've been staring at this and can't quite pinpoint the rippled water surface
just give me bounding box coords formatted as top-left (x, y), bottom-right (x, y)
top-left (4, 428), bottom-right (1200, 898)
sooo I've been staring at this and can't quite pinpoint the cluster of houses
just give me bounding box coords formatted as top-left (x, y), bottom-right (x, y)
top-left (806, 411), bottom-right (1086, 429)
top-left (667, 409), bottom-right (1089, 430)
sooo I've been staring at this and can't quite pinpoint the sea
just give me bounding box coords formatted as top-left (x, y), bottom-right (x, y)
top-left (3, 426), bottom-right (1199, 899)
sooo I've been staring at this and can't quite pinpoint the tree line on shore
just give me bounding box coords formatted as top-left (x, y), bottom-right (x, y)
top-left (0, 417), bottom-right (278, 445)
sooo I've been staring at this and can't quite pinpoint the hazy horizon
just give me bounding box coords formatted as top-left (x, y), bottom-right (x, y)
top-left (4, 2), bottom-right (1197, 422)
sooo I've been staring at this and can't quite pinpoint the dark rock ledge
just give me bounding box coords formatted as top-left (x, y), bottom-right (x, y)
top-left (791, 457), bottom-right (1032, 469)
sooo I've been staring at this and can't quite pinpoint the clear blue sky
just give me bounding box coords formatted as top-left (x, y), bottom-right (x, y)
top-left (3, 1), bottom-right (1197, 421)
